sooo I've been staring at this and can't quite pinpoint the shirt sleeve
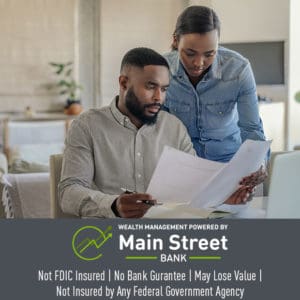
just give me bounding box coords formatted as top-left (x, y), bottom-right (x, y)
top-left (236, 62), bottom-right (266, 142)
top-left (177, 120), bottom-right (196, 156)
top-left (58, 118), bottom-right (119, 218)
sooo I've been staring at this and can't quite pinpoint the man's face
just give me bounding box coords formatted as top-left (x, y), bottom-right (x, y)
top-left (124, 65), bottom-right (170, 125)
top-left (125, 87), bottom-right (160, 125)
top-left (176, 30), bottom-right (218, 81)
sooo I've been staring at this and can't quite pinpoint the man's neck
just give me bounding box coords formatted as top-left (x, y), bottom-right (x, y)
top-left (116, 96), bottom-right (143, 128)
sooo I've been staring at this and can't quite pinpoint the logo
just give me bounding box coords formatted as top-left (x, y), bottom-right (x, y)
top-left (72, 225), bottom-right (112, 261)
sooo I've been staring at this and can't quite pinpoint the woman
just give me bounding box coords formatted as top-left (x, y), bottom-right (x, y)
top-left (164, 5), bottom-right (267, 163)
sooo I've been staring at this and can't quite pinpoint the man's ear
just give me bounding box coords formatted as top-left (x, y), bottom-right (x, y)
top-left (119, 75), bottom-right (128, 91)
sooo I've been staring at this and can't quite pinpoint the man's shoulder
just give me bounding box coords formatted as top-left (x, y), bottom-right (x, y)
top-left (77, 106), bottom-right (110, 121)
top-left (155, 111), bottom-right (195, 155)
top-left (157, 110), bottom-right (186, 129)
top-left (71, 106), bottom-right (111, 132)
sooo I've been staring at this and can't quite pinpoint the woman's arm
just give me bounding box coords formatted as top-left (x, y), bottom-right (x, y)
top-left (236, 62), bottom-right (266, 142)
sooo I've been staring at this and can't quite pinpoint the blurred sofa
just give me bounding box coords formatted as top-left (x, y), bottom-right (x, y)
top-left (0, 152), bottom-right (8, 218)
top-left (0, 152), bottom-right (52, 218)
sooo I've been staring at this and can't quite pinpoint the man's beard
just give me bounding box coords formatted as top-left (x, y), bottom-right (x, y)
top-left (125, 88), bottom-right (161, 125)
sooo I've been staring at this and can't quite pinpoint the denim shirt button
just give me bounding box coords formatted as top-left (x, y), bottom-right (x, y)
top-left (218, 111), bottom-right (223, 115)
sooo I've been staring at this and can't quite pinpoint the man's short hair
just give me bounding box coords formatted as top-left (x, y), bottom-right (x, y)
top-left (120, 47), bottom-right (169, 72)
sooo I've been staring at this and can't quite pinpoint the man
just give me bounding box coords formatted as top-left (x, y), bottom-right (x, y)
top-left (59, 47), bottom-right (253, 218)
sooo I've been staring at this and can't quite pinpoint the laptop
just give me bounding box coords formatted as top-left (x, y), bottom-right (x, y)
top-left (266, 151), bottom-right (300, 218)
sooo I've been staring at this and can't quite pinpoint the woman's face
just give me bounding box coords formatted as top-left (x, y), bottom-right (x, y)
top-left (175, 30), bottom-right (218, 81)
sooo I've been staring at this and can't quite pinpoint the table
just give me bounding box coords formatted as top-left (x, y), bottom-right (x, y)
top-left (144, 197), bottom-right (268, 219)
top-left (228, 197), bottom-right (268, 218)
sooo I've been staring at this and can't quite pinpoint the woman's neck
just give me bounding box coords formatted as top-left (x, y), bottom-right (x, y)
top-left (188, 67), bottom-right (210, 87)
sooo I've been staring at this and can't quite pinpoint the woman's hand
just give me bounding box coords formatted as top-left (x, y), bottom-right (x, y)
top-left (239, 165), bottom-right (268, 187)
top-left (224, 165), bottom-right (268, 205)
top-left (224, 185), bottom-right (255, 205)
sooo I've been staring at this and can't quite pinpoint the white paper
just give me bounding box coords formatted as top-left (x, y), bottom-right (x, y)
top-left (191, 139), bottom-right (271, 208)
top-left (146, 146), bottom-right (224, 203)
top-left (146, 140), bottom-right (271, 209)
top-left (144, 203), bottom-right (214, 219)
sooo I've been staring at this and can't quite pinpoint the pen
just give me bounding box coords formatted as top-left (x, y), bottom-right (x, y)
top-left (136, 200), bottom-right (163, 206)
top-left (120, 188), bottom-right (163, 206)
top-left (120, 187), bottom-right (135, 194)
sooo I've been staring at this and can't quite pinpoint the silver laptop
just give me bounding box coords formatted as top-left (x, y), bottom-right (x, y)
top-left (266, 151), bottom-right (300, 218)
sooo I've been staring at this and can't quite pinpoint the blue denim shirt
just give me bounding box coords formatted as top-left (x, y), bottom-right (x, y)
top-left (163, 47), bottom-right (266, 162)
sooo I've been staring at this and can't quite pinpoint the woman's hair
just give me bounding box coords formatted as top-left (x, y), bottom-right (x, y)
top-left (172, 6), bottom-right (220, 50)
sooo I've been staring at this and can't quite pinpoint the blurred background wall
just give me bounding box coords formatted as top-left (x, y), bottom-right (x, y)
top-left (0, 0), bottom-right (299, 151)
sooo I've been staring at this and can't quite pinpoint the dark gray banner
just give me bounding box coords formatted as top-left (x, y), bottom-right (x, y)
top-left (0, 219), bottom-right (298, 299)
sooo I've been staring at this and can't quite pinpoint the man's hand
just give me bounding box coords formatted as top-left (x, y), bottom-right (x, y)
top-left (115, 193), bottom-right (157, 218)
top-left (224, 185), bottom-right (255, 205)
top-left (239, 166), bottom-right (268, 187)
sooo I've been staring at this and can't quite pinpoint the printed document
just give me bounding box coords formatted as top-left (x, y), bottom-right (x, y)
top-left (146, 139), bottom-right (271, 209)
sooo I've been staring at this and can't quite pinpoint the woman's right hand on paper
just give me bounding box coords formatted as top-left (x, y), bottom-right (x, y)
top-left (224, 185), bottom-right (256, 205)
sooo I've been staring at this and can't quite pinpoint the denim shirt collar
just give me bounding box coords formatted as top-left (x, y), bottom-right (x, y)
top-left (169, 50), bottom-right (222, 81)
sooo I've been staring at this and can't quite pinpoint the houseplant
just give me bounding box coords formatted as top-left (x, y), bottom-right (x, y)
top-left (49, 62), bottom-right (83, 115)
top-left (295, 91), bottom-right (300, 103)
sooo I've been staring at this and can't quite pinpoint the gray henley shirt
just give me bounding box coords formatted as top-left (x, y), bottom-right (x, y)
top-left (59, 97), bottom-right (195, 218)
